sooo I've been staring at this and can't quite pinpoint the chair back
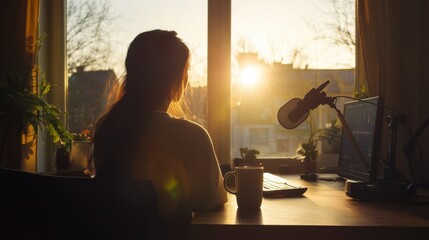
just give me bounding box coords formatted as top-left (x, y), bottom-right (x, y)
top-left (0, 168), bottom-right (161, 239)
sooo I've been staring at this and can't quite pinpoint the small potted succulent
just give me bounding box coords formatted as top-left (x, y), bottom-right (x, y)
top-left (296, 135), bottom-right (318, 174)
top-left (69, 129), bottom-right (93, 171)
top-left (55, 129), bottom-right (93, 171)
top-left (233, 147), bottom-right (261, 168)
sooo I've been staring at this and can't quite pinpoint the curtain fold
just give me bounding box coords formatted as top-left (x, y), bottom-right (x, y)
top-left (0, 0), bottom-right (39, 74)
top-left (357, 0), bottom-right (429, 184)
top-left (0, 0), bottom-right (40, 170)
top-left (357, 0), bottom-right (388, 96)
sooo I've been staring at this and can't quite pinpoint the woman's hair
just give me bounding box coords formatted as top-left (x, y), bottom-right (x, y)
top-left (93, 30), bottom-right (190, 173)
top-left (100, 30), bottom-right (190, 119)
top-left (123, 30), bottom-right (190, 106)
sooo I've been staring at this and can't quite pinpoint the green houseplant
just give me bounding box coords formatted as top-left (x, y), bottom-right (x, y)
top-left (0, 33), bottom-right (73, 168)
top-left (296, 135), bottom-right (318, 161)
top-left (296, 135), bottom-right (318, 174)
top-left (316, 119), bottom-right (342, 153)
top-left (0, 70), bottom-right (73, 165)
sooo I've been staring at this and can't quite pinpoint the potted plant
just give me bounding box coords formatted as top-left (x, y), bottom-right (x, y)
top-left (316, 119), bottom-right (342, 154)
top-left (55, 145), bottom-right (71, 170)
top-left (0, 71), bottom-right (73, 167)
top-left (69, 129), bottom-right (93, 171)
top-left (1, 35), bottom-right (73, 169)
top-left (296, 135), bottom-right (318, 174)
top-left (233, 147), bottom-right (261, 168)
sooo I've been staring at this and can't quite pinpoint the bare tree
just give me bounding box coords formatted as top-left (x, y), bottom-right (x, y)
top-left (327, 0), bottom-right (355, 52)
top-left (313, 0), bottom-right (356, 53)
top-left (67, 0), bottom-right (113, 74)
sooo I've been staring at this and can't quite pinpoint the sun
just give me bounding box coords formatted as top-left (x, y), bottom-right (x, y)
top-left (239, 66), bottom-right (261, 87)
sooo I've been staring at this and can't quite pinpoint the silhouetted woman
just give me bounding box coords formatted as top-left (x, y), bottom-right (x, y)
top-left (93, 30), bottom-right (227, 219)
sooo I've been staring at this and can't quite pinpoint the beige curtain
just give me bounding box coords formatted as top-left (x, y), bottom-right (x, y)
top-left (357, 0), bottom-right (429, 184)
top-left (0, 0), bottom-right (40, 169)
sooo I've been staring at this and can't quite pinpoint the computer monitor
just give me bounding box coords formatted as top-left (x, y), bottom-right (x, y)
top-left (337, 96), bottom-right (384, 182)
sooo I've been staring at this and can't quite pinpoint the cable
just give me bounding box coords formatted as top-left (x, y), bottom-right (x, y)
top-left (378, 157), bottom-right (389, 166)
top-left (404, 119), bottom-right (427, 183)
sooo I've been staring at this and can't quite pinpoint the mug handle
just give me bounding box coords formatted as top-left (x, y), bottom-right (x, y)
top-left (223, 171), bottom-right (237, 194)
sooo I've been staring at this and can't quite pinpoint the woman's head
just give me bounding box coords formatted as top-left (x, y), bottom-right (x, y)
top-left (123, 30), bottom-right (190, 109)
top-left (93, 30), bottom-right (191, 174)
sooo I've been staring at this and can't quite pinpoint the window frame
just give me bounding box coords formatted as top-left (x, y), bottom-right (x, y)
top-left (38, 0), bottom-right (67, 173)
top-left (207, 0), bottom-right (231, 165)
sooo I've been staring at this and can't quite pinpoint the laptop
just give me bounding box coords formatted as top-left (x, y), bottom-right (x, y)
top-left (336, 96), bottom-right (384, 182)
top-left (311, 96), bottom-right (384, 182)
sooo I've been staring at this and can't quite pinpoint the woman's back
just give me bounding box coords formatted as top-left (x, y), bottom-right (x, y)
top-left (95, 111), bottom-right (227, 217)
top-left (133, 112), bottom-right (226, 216)
top-left (93, 29), bottom-right (226, 221)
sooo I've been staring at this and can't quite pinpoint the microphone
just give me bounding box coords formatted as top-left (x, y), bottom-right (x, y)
top-left (277, 80), bottom-right (330, 129)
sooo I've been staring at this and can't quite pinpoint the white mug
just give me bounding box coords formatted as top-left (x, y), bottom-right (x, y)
top-left (223, 165), bottom-right (264, 209)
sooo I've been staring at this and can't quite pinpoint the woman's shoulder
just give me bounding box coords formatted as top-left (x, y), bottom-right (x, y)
top-left (156, 113), bottom-right (210, 140)
top-left (169, 116), bottom-right (208, 134)
top-left (149, 114), bottom-right (214, 157)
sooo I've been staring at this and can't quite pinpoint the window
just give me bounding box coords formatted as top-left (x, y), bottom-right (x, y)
top-left (44, 0), bottom-right (356, 168)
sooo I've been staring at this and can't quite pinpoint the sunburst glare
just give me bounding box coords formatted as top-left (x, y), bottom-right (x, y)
top-left (240, 66), bottom-right (261, 87)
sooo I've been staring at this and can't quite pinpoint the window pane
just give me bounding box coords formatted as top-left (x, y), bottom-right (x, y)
top-left (66, 0), bottom-right (208, 133)
top-left (231, 0), bottom-right (356, 158)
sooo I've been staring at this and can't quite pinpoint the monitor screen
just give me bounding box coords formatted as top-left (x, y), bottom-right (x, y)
top-left (337, 96), bottom-right (384, 182)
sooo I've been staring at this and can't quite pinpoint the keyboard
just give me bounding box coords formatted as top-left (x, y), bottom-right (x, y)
top-left (263, 173), bottom-right (308, 197)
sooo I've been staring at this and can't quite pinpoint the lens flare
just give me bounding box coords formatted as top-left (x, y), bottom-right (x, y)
top-left (164, 178), bottom-right (180, 200)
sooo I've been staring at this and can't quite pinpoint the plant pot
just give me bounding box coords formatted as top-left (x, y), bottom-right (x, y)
top-left (301, 160), bottom-right (317, 174)
top-left (70, 141), bottom-right (91, 171)
top-left (55, 147), bottom-right (70, 170)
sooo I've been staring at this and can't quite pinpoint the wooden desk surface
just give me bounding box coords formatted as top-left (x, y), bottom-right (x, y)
top-left (191, 175), bottom-right (429, 240)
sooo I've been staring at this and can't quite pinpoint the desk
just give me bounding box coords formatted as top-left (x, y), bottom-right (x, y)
top-left (191, 175), bottom-right (429, 240)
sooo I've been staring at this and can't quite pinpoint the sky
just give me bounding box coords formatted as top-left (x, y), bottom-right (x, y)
top-left (103, 0), bottom-right (355, 86)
